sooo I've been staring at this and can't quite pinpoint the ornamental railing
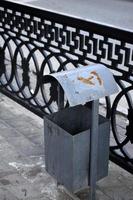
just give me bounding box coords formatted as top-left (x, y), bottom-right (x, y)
top-left (0, 0), bottom-right (133, 173)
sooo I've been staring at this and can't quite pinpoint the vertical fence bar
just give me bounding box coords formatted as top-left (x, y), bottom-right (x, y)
top-left (58, 83), bottom-right (64, 111)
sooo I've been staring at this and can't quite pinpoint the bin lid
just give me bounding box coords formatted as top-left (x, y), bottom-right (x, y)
top-left (44, 64), bottom-right (118, 106)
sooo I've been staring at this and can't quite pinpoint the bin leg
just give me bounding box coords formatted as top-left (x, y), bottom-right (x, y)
top-left (89, 100), bottom-right (99, 200)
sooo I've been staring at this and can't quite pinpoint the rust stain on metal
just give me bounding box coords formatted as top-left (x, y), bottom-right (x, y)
top-left (77, 75), bottom-right (95, 85)
top-left (90, 71), bottom-right (103, 85)
top-left (77, 71), bottom-right (103, 86)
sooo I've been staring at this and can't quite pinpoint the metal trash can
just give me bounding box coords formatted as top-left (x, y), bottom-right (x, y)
top-left (43, 64), bottom-right (118, 198)
top-left (44, 105), bottom-right (110, 192)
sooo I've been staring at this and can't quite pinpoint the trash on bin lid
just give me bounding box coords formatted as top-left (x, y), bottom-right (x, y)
top-left (45, 64), bottom-right (118, 106)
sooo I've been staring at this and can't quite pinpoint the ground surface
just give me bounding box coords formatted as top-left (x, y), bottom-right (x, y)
top-left (0, 93), bottom-right (132, 200)
top-left (12, 0), bottom-right (133, 31)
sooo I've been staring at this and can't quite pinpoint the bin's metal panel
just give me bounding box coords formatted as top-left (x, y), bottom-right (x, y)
top-left (46, 64), bottom-right (118, 106)
top-left (44, 105), bottom-right (110, 192)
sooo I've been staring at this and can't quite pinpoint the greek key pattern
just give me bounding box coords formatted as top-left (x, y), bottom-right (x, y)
top-left (0, 7), bottom-right (133, 81)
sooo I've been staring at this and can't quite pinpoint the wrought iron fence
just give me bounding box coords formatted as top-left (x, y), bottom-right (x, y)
top-left (0, 0), bottom-right (133, 173)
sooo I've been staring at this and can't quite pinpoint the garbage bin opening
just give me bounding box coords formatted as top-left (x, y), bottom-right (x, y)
top-left (46, 105), bottom-right (108, 136)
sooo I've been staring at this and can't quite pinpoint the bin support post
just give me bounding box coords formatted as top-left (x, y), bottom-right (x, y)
top-left (89, 100), bottom-right (99, 200)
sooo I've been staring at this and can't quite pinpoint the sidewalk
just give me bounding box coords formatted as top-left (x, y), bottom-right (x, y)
top-left (0, 93), bottom-right (132, 200)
